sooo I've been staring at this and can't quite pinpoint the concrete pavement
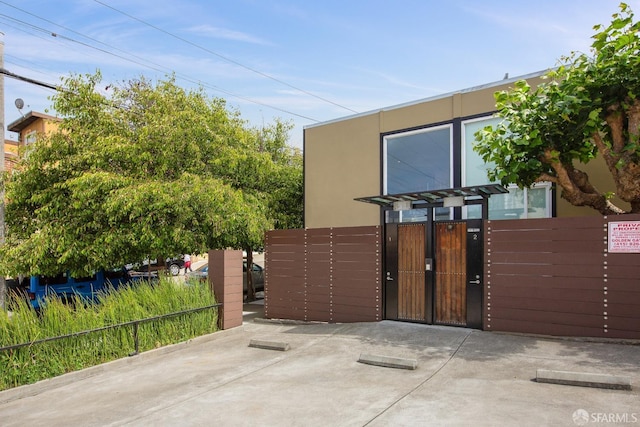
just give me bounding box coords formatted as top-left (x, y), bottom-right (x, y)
top-left (0, 301), bottom-right (638, 426)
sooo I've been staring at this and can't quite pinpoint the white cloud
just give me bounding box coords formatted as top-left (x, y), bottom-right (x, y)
top-left (187, 24), bottom-right (271, 45)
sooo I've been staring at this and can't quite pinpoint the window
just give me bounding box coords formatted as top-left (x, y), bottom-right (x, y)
top-left (384, 125), bottom-right (452, 223)
top-left (25, 131), bottom-right (37, 145)
top-left (105, 269), bottom-right (127, 280)
top-left (42, 273), bottom-right (68, 286)
top-left (381, 117), bottom-right (552, 223)
top-left (384, 125), bottom-right (452, 194)
top-left (462, 116), bottom-right (552, 220)
top-left (74, 273), bottom-right (98, 283)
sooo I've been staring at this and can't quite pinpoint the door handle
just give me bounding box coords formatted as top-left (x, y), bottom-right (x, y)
top-left (386, 276), bottom-right (394, 281)
top-left (468, 280), bottom-right (480, 285)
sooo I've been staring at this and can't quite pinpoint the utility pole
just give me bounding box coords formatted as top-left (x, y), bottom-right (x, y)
top-left (0, 32), bottom-right (6, 310)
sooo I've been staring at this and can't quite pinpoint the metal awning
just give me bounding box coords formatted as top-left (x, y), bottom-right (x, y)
top-left (354, 184), bottom-right (508, 207)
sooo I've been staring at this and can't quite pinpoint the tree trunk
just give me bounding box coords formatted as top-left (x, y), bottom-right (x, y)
top-left (245, 247), bottom-right (255, 302)
top-left (541, 149), bottom-right (627, 215)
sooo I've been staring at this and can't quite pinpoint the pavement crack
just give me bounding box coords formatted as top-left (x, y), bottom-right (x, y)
top-left (362, 329), bottom-right (474, 427)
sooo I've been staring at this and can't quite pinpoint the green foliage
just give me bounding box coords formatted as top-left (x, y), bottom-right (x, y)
top-left (474, 3), bottom-right (640, 214)
top-left (473, 77), bottom-right (597, 187)
top-left (0, 72), bottom-right (303, 277)
top-left (0, 278), bottom-right (217, 391)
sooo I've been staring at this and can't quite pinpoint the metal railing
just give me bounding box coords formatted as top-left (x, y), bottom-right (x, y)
top-left (0, 303), bottom-right (222, 356)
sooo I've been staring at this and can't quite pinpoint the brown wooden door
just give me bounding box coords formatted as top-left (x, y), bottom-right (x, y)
top-left (435, 222), bottom-right (467, 325)
top-left (397, 224), bottom-right (427, 321)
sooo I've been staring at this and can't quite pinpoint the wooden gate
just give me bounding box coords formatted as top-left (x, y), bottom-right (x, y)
top-left (435, 222), bottom-right (467, 325)
top-left (397, 224), bottom-right (427, 321)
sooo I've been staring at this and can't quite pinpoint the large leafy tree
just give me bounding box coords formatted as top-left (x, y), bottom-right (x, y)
top-left (0, 72), bottom-right (302, 279)
top-left (230, 120), bottom-right (302, 301)
top-left (475, 3), bottom-right (640, 215)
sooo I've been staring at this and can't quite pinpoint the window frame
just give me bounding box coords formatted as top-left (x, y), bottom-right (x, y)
top-left (382, 123), bottom-right (454, 195)
top-left (25, 130), bottom-right (37, 145)
top-left (461, 116), bottom-right (553, 220)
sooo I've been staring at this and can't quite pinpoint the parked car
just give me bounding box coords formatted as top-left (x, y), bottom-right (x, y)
top-left (126, 256), bottom-right (185, 276)
top-left (184, 264), bottom-right (208, 282)
top-left (27, 268), bottom-right (133, 310)
top-left (185, 261), bottom-right (264, 293)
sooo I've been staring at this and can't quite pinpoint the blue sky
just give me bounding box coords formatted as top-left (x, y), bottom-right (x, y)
top-left (1, 0), bottom-right (637, 148)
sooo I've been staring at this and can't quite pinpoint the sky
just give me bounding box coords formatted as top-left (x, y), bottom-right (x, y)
top-left (1, 0), bottom-right (638, 149)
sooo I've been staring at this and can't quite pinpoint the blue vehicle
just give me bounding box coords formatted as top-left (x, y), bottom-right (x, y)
top-left (28, 269), bottom-right (132, 309)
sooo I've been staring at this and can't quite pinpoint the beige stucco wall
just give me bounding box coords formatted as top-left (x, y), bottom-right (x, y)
top-left (304, 113), bottom-right (382, 227)
top-left (304, 72), bottom-right (616, 228)
top-left (20, 119), bottom-right (60, 143)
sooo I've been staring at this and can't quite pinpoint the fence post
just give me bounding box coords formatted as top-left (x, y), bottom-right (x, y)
top-left (132, 322), bottom-right (139, 356)
top-left (208, 250), bottom-right (243, 329)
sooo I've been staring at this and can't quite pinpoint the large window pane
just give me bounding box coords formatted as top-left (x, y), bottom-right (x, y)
top-left (463, 117), bottom-right (502, 186)
top-left (465, 191), bottom-right (524, 220)
top-left (385, 126), bottom-right (451, 194)
top-left (462, 117), bottom-right (552, 220)
top-left (492, 188), bottom-right (526, 219)
top-left (465, 185), bottom-right (551, 219)
top-left (526, 186), bottom-right (549, 218)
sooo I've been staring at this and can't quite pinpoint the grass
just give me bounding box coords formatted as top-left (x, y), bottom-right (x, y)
top-left (0, 277), bottom-right (218, 391)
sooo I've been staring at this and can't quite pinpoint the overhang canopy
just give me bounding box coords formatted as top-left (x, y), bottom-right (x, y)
top-left (354, 184), bottom-right (508, 208)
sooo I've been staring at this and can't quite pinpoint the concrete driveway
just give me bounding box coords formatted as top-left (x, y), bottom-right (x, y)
top-left (0, 302), bottom-right (638, 426)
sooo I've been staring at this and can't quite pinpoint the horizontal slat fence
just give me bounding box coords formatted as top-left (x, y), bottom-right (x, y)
top-left (485, 215), bottom-right (640, 339)
top-left (264, 226), bottom-right (381, 322)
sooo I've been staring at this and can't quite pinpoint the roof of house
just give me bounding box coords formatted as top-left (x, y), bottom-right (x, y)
top-left (7, 111), bottom-right (61, 133)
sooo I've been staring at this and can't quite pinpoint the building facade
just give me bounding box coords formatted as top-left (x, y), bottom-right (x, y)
top-left (3, 139), bottom-right (19, 173)
top-left (5, 111), bottom-right (61, 172)
top-left (300, 71), bottom-right (624, 328)
top-left (303, 71), bottom-right (622, 229)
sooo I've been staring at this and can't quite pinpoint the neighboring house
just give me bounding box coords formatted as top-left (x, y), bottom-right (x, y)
top-left (5, 111), bottom-right (61, 169)
top-left (3, 139), bottom-right (19, 173)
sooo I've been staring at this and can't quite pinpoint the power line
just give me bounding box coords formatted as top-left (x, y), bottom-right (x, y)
top-left (0, 2), bottom-right (320, 121)
top-left (93, 0), bottom-right (359, 114)
top-left (0, 64), bottom-right (321, 123)
top-left (0, 67), bottom-right (57, 90)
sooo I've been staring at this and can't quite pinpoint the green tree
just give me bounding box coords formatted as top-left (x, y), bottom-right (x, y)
top-left (237, 121), bottom-right (303, 300)
top-left (0, 72), bottom-right (302, 279)
top-left (474, 3), bottom-right (640, 215)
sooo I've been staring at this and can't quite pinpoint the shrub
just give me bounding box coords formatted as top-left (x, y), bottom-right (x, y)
top-left (0, 278), bottom-right (218, 390)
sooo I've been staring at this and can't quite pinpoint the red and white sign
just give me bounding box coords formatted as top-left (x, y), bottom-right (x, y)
top-left (608, 221), bottom-right (640, 253)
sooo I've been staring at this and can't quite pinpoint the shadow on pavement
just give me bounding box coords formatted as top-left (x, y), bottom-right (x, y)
top-left (242, 298), bottom-right (265, 323)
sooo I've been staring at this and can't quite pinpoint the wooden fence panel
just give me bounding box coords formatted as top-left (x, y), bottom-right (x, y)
top-left (265, 226), bottom-right (381, 322)
top-left (485, 215), bottom-right (640, 339)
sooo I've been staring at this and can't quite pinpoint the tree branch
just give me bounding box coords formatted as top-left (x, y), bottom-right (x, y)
top-left (592, 131), bottom-right (618, 170)
top-left (605, 103), bottom-right (626, 153)
top-left (628, 98), bottom-right (640, 145)
top-left (541, 148), bottom-right (622, 215)
top-left (536, 173), bottom-right (557, 183)
top-left (542, 149), bottom-right (576, 193)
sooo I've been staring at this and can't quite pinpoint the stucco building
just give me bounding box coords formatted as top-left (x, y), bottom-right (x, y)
top-left (287, 71), bottom-right (630, 329)
top-left (303, 71), bottom-right (621, 229)
top-left (5, 111), bottom-right (60, 172)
